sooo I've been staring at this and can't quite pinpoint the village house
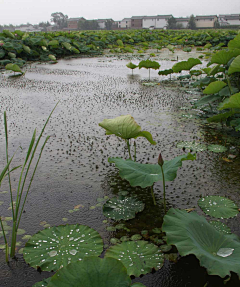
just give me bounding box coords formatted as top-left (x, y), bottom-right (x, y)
top-left (175, 17), bottom-right (190, 29)
top-left (142, 15), bottom-right (172, 29)
top-left (112, 20), bottom-right (121, 29)
top-left (131, 16), bottom-right (145, 29)
top-left (120, 18), bottom-right (131, 29)
top-left (67, 17), bottom-right (85, 30)
top-left (195, 15), bottom-right (218, 28)
top-left (219, 14), bottom-right (240, 26)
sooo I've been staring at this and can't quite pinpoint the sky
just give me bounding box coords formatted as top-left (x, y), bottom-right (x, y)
top-left (0, 0), bottom-right (240, 25)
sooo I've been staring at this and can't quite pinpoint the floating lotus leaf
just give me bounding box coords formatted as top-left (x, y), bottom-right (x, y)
top-left (5, 63), bottom-right (23, 74)
top-left (203, 81), bottom-right (227, 95)
top-left (198, 196), bottom-right (239, 218)
top-left (209, 221), bottom-right (231, 234)
top-left (126, 62), bottom-right (138, 69)
top-left (162, 208), bottom-right (240, 278)
top-left (138, 59), bottom-right (160, 70)
top-left (158, 69), bottom-right (173, 76)
top-left (109, 153), bottom-right (196, 188)
top-left (103, 196), bottom-right (145, 220)
top-left (172, 58), bottom-right (202, 73)
top-left (32, 277), bottom-right (51, 287)
top-left (207, 144), bottom-right (227, 153)
top-left (99, 115), bottom-right (156, 144)
top-left (47, 257), bottom-right (134, 287)
top-left (228, 55), bottom-right (240, 75)
top-left (176, 141), bottom-right (207, 152)
top-left (105, 240), bottom-right (164, 277)
top-left (221, 92), bottom-right (240, 110)
top-left (142, 82), bottom-right (158, 86)
top-left (211, 49), bottom-right (240, 65)
top-left (23, 224), bottom-right (103, 271)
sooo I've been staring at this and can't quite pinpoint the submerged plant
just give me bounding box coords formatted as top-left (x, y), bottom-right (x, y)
top-left (0, 103), bottom-right (58, 261)
top-left (99, 115), bottom-right (156, 160)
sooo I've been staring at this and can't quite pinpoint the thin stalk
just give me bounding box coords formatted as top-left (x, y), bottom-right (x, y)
top-left (0, 217), bottom-right (9, 263)
top-left (160, 165), bottom-right (166, 213)
top-left (149, 69), bottom-right (150, 81)
top-left (226, 75), bottom-right (233, 95)
top-left (151, 185), bottom-right (156, 206)
top-left (134, 141), bottom-right (136, 162)
top-left (126, 139), bottom-right (132, 160)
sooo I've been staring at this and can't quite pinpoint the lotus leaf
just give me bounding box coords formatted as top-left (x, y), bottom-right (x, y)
top-left (162, 208), bottom-right (240, 278)
top-left (228, 34), bottom-right (240, 50)
top-left (105, 240), bottom-right (164, 276)
top-left (103, 196), bottom-right (145, 220)
top-left (230, 118), bottom-right (240, 131)
top-left (5, 63), bottom-right (23, 74)
top-left (158, 69), bottom-right (173, 76)
top-left (219, 86), bottom-right (239, 98)
top-left (176, 141), bottom-right (207, 152)
top-left (207, 111), bottom-right (234, 123)
top-left (48, 54), bottom-right (56, 61)
top-left (211, 49), bottom-right (240, 65)
top-left (48, 40), bottom-right (59, 46)
top-left (3, 30), bottom-right (14, 39)
top-left (23, 224), bottom-right (103, 271)
top-left (0, 49), bottom-right (5, 59)
top-left (108, 153), bottom-right (196, 188)
top-left (194, 94), bottom-right (220, 107)
top-left (47, 257), bottom-right (134, 287)
top-left (209, 221), bottom-right (231, 234)
top-left (219, 92), bottom-right (240, 110)
top-left (207, 144), bottom-right (227, 153)
top-left (99, 115), bottom-right (156, 144)
top-left (23, 45), bottom-right (31, 54)
top-left (203, 81), bottom-right (226, 95)
top-left (228, 55), bottom-right (240, 75)
top-left (172, 58), bottom-right (202, 73)
top-left (126, 62), bottom-right (138, 69)
top-left (32, 277), bottom-right (51, 287)
top-left (138, 59), bottom-right (160, 70)
top-left (198, 196), bottom-right (238, 218)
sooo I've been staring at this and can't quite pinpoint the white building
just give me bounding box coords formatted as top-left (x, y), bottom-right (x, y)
top-left (219, 14), bottom-right (240, 26)
top-left (142, 15), bottom-right (172, 29)
top-left (175, 17), bottom-right (190, 28)
top-left (120, 18), bottom-right (131, 29)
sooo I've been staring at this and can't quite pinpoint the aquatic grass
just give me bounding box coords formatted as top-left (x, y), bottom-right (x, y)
top-left (0, 103), bottom-right (58, 261)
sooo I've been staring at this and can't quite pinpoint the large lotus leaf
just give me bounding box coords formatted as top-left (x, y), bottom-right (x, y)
top-left (228, 55), bottom-right (240, 75)
top-left (62, 42), bottom-right (72, 51)
top-left (126, 62), bottom-right (138, 69)
top-left (209, 221), bottom-right (231, 234)
top-left (219, 86), bottom-right (239, 98)
top-left (48, 257), bottom-right (132, 287)
top-left (194, 94), bottom-right (220, 107)
top-left (176, 141), bottom-right (207, 152)
top-left (198, 196), bottom-right (239, 218)
top-left (99, 115), bottom-right (156, 144)
top-left (138, 59), bottom-right (160, 70)
top-left (103, 196), bottom-right (145, 220)
top-left (228, 34), bottom-right (240, 50)
top-left (23, 224), bottom-right (103, 271)
top-left (211, 49), bottom-right (240, 65)
top-left (108, 153), bottom-right (196, 188)
top-left (3, 29), bottom-right (14, 39)
top-left (207, 111), bottom-right (234, 123)
top-left (158, 69), bottom-right (173, 76)
top-left (32, 277), bottom-right (51, 287)
top-left (105, 240), bottom-right (164, 277)
top-left (162, 208), bottom-right (240, 278)
top-left (203, 81), bottom-right (227, 95)
top-left (172, 58), bottom-right (202, 73)
top-left (5, 63), bottom-right (23, 74)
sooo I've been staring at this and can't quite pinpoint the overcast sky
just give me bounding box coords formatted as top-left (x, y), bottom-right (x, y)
top-left (0, 0), bottom-right (240, 25)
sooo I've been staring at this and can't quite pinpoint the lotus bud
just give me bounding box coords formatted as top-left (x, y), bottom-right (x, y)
top-left (158, 153), bottom-right (164, 166)
top-left (0, 43), bottom-right (3, 47)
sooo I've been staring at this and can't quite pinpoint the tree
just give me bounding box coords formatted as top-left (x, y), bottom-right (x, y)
top-left (214, 21), bottom-right (220, 28)
top-left (188, 15), bottom-right (196, 30)
top-left (39, 21), bottom-right (51, 31)
top-left (167, 17), bottom-right (177, 29)
top-left (105, 20), bottom-right (113, 30)
top-left (51, 12), bottom-right (68, 29)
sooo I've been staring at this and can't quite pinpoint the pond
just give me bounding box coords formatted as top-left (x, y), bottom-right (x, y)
top-left (0, 54), bottom-right (240, 287)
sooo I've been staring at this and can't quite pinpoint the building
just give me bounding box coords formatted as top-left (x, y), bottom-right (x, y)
top-left (175, 17), bottom-right (190, 28)
top-left (97, 19), bottom-right (113, 29)
top-left (219, 14), bottom-right (240, 26)
top-left (142, 15), bottom-right (172, 29)
top-left (195, 15), bottom-right (218, 28)
top-left (18, 25), bottom-right (43, 32)
top-left (120, 18), bottom-right (131, 29)
top-left (112, 20), bottom-right (121, 29)
top-left (131, 16), bottom-right (145, 29)
top-left (67, 17), bottom-right (85, 30)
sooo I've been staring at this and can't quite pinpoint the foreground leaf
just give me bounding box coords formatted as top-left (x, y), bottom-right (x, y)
top-left (99, 115), bottom-right (156, 144)
top-left (103, 196), bottom-right (145, 220)
top-left (162, 208), bottom-right (240, 278)
top-left (228, 55), bottom-right (240, 75)
top-left (23, 224), bottom-right (103, 271)
top-left (198, 196), bottom-right (239, 218)
top-left (105, 240), bottom-right (164, 277)
top-left (48, 257), bottom-right (132, 287)
top-left (210, 49), bottom-right (240, 65)
top-left (219, 92), bottom-right (240, 110)
top-left (109, 153), bottom-right (196, 188)
top-left (203, 81), bottom-right (226, 95)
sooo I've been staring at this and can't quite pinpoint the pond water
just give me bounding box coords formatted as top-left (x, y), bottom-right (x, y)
top-left (0, 54), bottom-right (240, 287)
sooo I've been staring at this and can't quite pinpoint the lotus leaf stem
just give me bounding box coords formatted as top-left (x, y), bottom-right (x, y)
top-left (126, 139), bottom-right (132, 160)
top-left (134, 141), bottom-right (136, 162)
top-left (160, 165), bottom-right (166, 213)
